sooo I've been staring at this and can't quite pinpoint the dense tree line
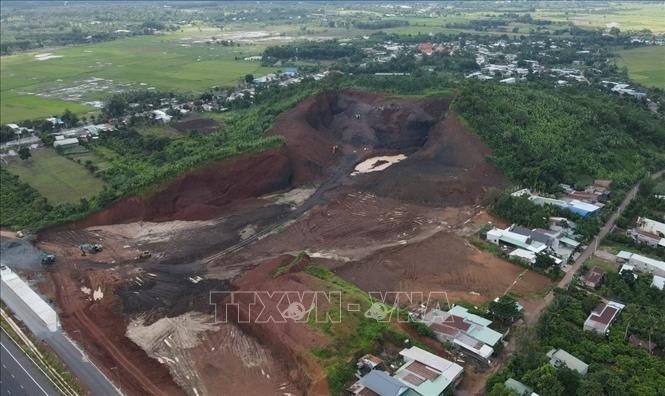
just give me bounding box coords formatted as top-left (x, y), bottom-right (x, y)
top-left (352, 20), bottom-right (409, 30)
top-left (263, 40), bottom-right (359, 62)
top-left (452, 82), bottom-right (665, 193)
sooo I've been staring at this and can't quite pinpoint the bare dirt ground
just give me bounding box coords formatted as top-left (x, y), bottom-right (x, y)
top-left (335, 232), bottom-right (550, 305)
top-left (26, 91), bottom-right (552, 395)
top-left (173, 117), bottom-right (221, 133)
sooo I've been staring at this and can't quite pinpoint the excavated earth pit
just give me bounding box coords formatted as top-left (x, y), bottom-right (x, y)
top-left (26, 91), bottom-right (550, 395)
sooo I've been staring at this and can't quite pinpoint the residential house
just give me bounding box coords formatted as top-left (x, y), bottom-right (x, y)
top-left (547, 348), bottom-right (589, 375)
top-left (152, 110), bottom-right (172, 123)
top-left (254, 73), bottom-right (277, 84)
top-left (347, 370), bottom-right (410, 396)
top-left (619, 264), bottom-right (638, 279)
top-left (583, 301), bottom-right (625, 335)
top-left (567, 199), bottom-right (602, 217)
top-left (465, 71), bottom-right (493, 80)
top-left (53, 137), bottom-right (79, 149)
top-left (523, 189), bottom-right (602, 217)
top-left (358, 354), bottom-right (385, 371)
top-left (486, 227), bottom-right (547, 254)
top-left (634, 217), bottom-right (665, 247)
top-left (46, 116), bottom-right (64, 126)
top-left (637, 217), bottom-right (665, 236)
top-left (548, 217), bottom-right (577, 238)
top-left (423, 306), bottom-right (503, 361)
top-left (504, 378), bottom-right (539, 396)
top-left (448, 306), bottom-right (503, 346)
top-left (393, 346), bottom-right (464, 396)
top-left (616, 251), bottom-right (665, 277)
top-left (651, 275), bottom-right (665, 291)
top-left (508, 248), bottom-right (537, 264)
top-left (509, 225), bottom-right (560, 250)
top-left (627, 228), bottom-right (665, 248)
top-left (582, 266), bottom-right (605, 288)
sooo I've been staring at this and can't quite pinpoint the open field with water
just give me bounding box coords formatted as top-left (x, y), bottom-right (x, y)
top-left (1, 30), bottom-right (277, 123)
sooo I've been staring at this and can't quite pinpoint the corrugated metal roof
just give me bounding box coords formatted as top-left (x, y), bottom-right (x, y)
top-left (548, 349), bottom-right (588, 375)
top-left (359, 370), bottom-right (408, 396)
top-left (1, 267), bottom-right (58, 331)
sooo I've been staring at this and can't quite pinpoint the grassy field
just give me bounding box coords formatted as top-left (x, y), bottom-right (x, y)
top-left (536, 3), bottom-right (665, 33)
top-left (0, 94), bottom-right (94, 124)
top-left (583, 257), bottom-right (619, 273)
top-left (616, 46), bottom-right (665, 89)
top-left (0, 31), bottom-right (278, 123)
top-left (3, 148), bottom-right (105, 204)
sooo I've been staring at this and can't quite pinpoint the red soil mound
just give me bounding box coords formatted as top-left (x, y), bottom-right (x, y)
top-left (67, 149), bottom-right (293, 228)
top-left (360, 111), bottom-right (508, 206)
top-left (223, 255), bottom-right (332, 395)
top-left (43, 268), bottom-right (183, 395)
top-left (269, 91), bottom-right (444, 184)
top-left (63, 91), bottom-right (457, 228)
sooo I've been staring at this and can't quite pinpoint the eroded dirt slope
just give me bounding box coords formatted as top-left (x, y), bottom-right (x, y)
top-left (31, 90), bottom-right (548, 396)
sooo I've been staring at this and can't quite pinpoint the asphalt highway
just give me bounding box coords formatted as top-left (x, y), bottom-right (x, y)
top-left (0, 331), bottom-right (56, 396)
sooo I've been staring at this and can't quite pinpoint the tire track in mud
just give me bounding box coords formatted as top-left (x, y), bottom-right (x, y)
top-left (71, 311), bottom-right (167, 395)
top-left (55, 273), bottom-right (174, 395)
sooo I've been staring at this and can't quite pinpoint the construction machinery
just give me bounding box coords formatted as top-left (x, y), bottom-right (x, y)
top-left (41, 253), bottom-right (56, 265)
top-left (135, 251), bottom-right (152, 260)
top-left (79, 243), bottom-right (103, 256)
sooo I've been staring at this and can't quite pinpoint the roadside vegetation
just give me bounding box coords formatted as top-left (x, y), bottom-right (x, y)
top-left (1, 308), bottom-right (84, 395)
top-left (602, 177), bottom-right (665, 261)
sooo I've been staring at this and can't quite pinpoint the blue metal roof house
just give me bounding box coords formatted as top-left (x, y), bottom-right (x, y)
top-left (356, 370), bottom-right (410, 396)
top-left (566, 200), bottom-right (601, 217)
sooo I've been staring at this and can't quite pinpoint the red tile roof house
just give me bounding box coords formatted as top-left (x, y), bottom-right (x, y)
top-left (582, 266), bottom-right (605, 288)
top-left (583, 301), bottom-right (625, 335)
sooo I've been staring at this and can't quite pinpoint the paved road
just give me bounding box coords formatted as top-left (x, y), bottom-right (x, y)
top-left (0, 332), bottom-right (56, 396)
top-left (1, 277), bottom-right (123, 395)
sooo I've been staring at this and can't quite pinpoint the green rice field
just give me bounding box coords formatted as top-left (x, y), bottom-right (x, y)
top-left (616, 46), bottom-right (665, 89)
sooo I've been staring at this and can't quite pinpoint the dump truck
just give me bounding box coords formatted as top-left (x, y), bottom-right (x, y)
top-left (41, 253), bottom-right (56, 265)
top-left (79, 243), bottom-right (103, 256)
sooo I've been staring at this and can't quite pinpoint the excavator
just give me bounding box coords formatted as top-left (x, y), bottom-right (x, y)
top-left (79, 243), bottom-right (103, 256)
top-left (41, 253), bottom-right (56, 265)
